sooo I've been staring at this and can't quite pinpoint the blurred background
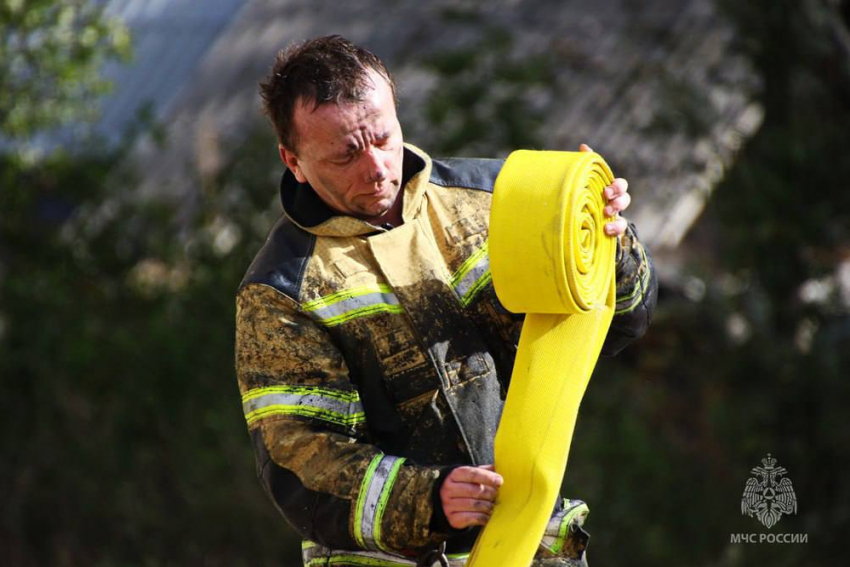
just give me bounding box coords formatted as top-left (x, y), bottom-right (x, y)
top-left (2, 0), bottom-right (849, 565)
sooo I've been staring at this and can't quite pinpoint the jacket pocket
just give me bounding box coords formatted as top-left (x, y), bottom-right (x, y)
top-left (443, 352), bottom-right (493, 388)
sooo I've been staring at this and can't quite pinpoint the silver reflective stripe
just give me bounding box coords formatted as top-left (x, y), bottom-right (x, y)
top-left (242, 391), bottom-right (363, 419)
top-left (540, 499), bottom-right (589, 554)
top-left (241, 386), bottom-right (365, 429)
top-left (310, 291), bottom-right (400, 320)
top-left (302, 539), bottom-right (469, 566)
top-left (356, 454), bottom-right (405, 551)
top-left (303, 286), bottom-right (404, 327)
top-left (454, 256), bottom-right (490, 305)
top-left (615, 243), bottom-right (651, 315)
top-left (451, 242), bottom-right (492, 307)
top-left (540, 508), bottom-right (568, 552)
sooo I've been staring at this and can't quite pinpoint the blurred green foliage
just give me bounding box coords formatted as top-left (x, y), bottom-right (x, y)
top-left (0, 129), bottom-right (299, 565)
top-left (567, 1), bottom-right (850, 565)
top-left (0, 0), bottom-right (130, 144)
top-left (2, 0), bottom-right (849, 566)
top-left (0, 3), bottom-right (293, 561)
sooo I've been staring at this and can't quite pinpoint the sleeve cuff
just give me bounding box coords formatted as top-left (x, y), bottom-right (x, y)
top-left (430, 465), bottom-right (465, 536)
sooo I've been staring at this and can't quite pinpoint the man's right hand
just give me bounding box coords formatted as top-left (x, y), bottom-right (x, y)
top-left (440, 465), bottom-right (503, 529)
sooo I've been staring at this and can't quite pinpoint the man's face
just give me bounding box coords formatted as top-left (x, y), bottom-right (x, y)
top-left (279, 70), bottom-right (404, 223)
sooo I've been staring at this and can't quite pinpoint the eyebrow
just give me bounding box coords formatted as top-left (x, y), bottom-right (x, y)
top-left (329, 147), bottom-right (356, 161)
top-left (330, 132), bottom-right (391, 160)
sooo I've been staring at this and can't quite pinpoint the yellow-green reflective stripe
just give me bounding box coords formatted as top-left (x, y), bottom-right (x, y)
top-left (303, 540), bottom-right (417, 567)
top-left (450, 241), bottom-right (489, 288)
top-left (372, 457), bottom-right (405, 552)
top-left (242, 385), bottom-right (360, 404)
top-left (354, 454), bottom-right (406, 551)
top-left (460, 271), bottom-right (492, 307)
top-left (301, 540), bottom-right (325, 566)
top-left (615, 244), bottom-right (649, 303)
top-left (302, 284), bottom-right (394, 311)
top-left (321, 303), bottom-right (404, 327)
top-left (354, 454), bottom-right (384, 549)
top-left (328, 555), bottom-right (409, 566)
top-left (452, 242), bottom-right (492, 306)
top-left (245, 405), bottom-right (365, 428)
top-left (242, 386), bottom-right (364, 428)
top-left (302, 284), bottom-right (404, 326)
top-left (614, 245), bottom-right (650, 315)
top-left (304, 542), bottom-right (469, 567)
top-left (544, 502), bottom-right (589, 555)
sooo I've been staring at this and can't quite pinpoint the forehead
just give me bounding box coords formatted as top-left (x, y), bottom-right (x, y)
top-left (292, 71), bottom-right (396, 153)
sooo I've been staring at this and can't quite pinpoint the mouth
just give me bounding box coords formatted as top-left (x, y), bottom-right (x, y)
top-left (365, 182), bottom-right (396, 199)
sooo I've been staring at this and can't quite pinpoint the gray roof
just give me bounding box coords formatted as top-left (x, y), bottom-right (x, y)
top-left (95, 0), bottom-right (246, 144)
top-left (109, 0), bottom-right (762, 251)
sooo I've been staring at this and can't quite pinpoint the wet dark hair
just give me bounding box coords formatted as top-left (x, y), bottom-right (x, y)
top-left (259, 35), bottom-right (396, 152)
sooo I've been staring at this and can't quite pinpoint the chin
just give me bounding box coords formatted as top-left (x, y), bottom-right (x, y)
top-left (366, 205), bottom-right (392, 219)
top-left (363, 195), bottom-right (393, 213)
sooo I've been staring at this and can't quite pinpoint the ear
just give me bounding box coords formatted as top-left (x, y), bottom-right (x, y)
top-left (279, 144), bottom-right (308, 183)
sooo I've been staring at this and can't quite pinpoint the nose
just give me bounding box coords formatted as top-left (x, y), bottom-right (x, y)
top-left (364, 148), bottom-right (387, 183)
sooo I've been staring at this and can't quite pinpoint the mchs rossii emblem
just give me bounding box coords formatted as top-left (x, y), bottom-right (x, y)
top-left (741, 454), bottom-right (797, 529)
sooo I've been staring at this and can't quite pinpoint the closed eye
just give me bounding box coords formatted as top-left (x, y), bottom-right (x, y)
top-left (330, 153), bottom-right (355, 166)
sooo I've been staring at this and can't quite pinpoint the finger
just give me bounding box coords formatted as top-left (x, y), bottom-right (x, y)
top-left (444, 498), bottom-right (496, 515)
top-left (579, 143), bottom-right (593, 153)
top-left (443, 481), bottom-right (498, 501)
top-left (447, 466), bottom-right (503, 487)
top-left (605, 217), bottom-right (628, 236)
top-left (603, 178), bottom-right (629, 200)
top-left (447, 511), bottom-right (491, 529)
top-left (605, 193), bottom-right (631, 217)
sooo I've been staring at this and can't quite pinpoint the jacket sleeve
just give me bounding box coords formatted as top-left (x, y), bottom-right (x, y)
top-left (601, 220), bottom-right (658, 356)
top-left (235, 283), bottom-right (450, 554)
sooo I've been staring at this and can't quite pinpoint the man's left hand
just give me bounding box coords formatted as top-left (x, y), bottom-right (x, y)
top-left (579, 143), bottom-right (630, 236)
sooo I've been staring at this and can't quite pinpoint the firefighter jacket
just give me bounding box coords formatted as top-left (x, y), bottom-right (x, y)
top-left (234, 143), bottom-right (658, 564)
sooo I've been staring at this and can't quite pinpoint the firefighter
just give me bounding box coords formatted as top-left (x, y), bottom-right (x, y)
top-left (235, 35), bottom-right (656, 567)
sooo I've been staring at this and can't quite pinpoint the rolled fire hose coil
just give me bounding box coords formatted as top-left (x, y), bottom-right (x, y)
top-left (467, 150), bottom-right (617, 567)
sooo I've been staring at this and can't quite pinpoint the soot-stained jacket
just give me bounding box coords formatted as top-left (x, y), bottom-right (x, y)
top-left (234, 144), bottom-right (657, 562)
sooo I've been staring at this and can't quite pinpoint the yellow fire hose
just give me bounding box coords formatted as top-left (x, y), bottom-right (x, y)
top-left (466, 150), bottom-right (617, 567)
